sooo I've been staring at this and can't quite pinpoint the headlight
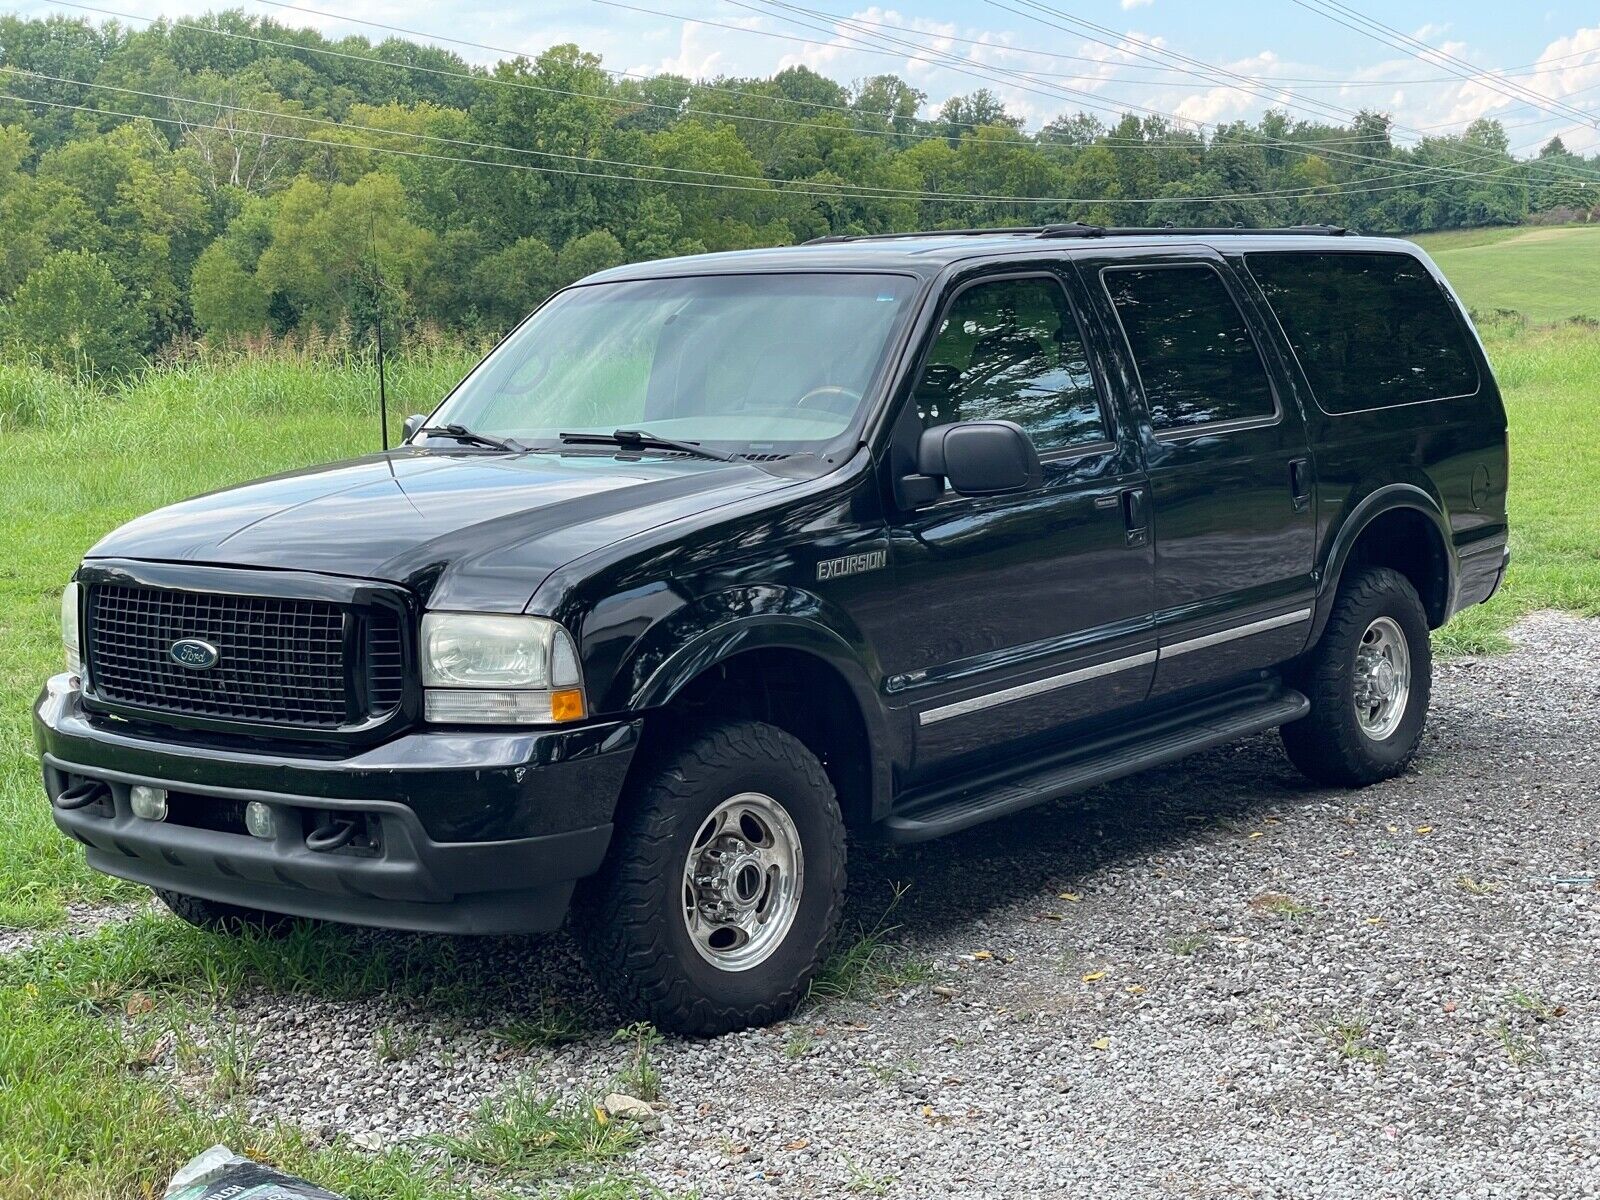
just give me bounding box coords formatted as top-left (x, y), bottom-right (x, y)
top-left (420, 613), bottom-right (585, 724)
top-left (61, 581), bottom-right (82, 676)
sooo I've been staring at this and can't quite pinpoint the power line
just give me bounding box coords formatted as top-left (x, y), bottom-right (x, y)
top-left (22, 0), bottom-right (1453, 169)
top-left (0, 87), bottom-right (1551, 207)
top-left (36, 0), bottom-right (1587, 193)
top-left (974, 0), bottom-right (1587, 183)
top-left (1292, 0), bottom-right (1600, 130)
top-left (748, 0), bottom-right (1582, 187)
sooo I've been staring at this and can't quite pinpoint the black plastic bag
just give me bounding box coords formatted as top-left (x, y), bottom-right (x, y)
top-left (164, 1146), bottom-right (350, 1200)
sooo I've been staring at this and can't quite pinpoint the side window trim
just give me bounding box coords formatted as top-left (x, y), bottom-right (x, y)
top-left (1098, 259), bottom-right (1284, 440)
top-left (912, 268), bottom-right (1118, 463)
top-left (1242, 249), bottom-right (1483, 418)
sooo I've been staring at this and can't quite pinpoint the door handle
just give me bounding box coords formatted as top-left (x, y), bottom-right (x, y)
top-left (1289, 458), bottom-right (1312, 511)
top-left (1121, 486), bottom-right (1150, 547)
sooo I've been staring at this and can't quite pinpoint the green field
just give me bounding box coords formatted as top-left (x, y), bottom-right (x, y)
top-left (1415, 224), bottom-right (1600, 325)
top-left (1, 228), bottom-right (1598, 1198)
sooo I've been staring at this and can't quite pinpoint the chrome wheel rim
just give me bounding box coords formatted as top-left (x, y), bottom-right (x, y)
top-left (1353, 616), bottom-right (1411, 740)
top-left (681, 792), bottom-right (804, 972)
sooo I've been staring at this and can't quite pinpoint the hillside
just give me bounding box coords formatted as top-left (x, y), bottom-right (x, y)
top-left (1415, 224), bottom-right (1600, 324)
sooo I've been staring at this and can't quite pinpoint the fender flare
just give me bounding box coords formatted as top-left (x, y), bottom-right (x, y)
top-left (620, 604), bottom-right (897, 820)
top-left (1311, 483), bottom-right (1455, 641)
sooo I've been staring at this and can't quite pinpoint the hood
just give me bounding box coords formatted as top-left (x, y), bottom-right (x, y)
top-left (86, 448), bottom-right (792, 611)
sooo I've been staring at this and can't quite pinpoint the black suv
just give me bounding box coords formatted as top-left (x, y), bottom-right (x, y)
top-left (38, 225), bottom-right (1509, 1034)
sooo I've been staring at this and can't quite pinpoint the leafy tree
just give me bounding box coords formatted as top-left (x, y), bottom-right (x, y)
top-left (555, 229), bottom-right (625, 286)
top-left (191, 240), bottom-right (269, 338)
top-left (474, 235), bottom-right (558, 331)
top-left (255, 173), bottom-right (436, 335)
top-left (2, 250), bottom-right (143, 376)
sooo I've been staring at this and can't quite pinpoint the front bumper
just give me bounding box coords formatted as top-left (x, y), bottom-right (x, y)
top-left (35, 674), bottom-right (640, 934)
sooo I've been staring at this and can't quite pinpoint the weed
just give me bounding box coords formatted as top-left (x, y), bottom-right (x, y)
top-left (433, 1084), bottom-right (637, 1174)
top-left (498, 995), bottom-right (590, 1049)
top-left (611, 1022), bottom-right (664, 1103)
top-left (1322, 1016), bottom-right (1387, 1066)
top-left (205, 1021), bottom-right (259, 1100)
top-left (1248, 893), bottom-right (1313, 920)
top-left (1490, 1019), bottom-right (1545, 1067)
top-left (1168, 932), bottom-right (1211, 956)
top-left (843, 1155), bottom-right (895, 1196)
top-left (783, 1030), bottom-right (815, 1059)
top-left (373, 1024), bottom-right (423, 1063)
top-left (807, 883), bottom-right (936, 1004)
top-left (1454, 874), bottom-right (1501, 896)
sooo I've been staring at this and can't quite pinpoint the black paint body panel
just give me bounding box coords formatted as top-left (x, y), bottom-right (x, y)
top-left (38, 231), bottom-right (1509, 931)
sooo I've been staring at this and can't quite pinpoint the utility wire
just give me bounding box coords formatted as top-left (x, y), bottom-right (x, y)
top-left (1292, 0), bottom-right (1600, 129)
top-left (974, 0), bottom-right (1590, 182)
top-left (37, 0), bottom-right (1590, 191)
top-left (0, 88), bottom-right (1550, 206)
top-left (746, 0), bottom-right (1585, 186)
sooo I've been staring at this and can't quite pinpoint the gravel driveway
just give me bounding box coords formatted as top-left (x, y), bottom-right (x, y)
top-left (46, 614), bottom-right (1600, 1197)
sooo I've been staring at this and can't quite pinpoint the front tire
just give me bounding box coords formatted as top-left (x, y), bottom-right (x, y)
top-left (573, 721), bottom-right (846, 1037)
top-left (1281, 566), bottom-right (1432, 787)
top-left (154, 888), bottom-right (302, 936)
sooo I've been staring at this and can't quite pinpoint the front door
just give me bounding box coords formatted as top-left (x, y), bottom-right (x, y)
top-left (1078, 251), bottom-right (1316, 696)
top-left (873, 267), bottom-right (1157, 783)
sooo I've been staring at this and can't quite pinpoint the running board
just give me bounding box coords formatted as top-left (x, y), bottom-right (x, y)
top-left (883, 686), bottom-right (1310, 843)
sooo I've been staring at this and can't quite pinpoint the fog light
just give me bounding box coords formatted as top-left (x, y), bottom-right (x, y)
top-left (244, 801), bottom-right (276, 840)
top-left (129, 785), bottom-right (168, 821)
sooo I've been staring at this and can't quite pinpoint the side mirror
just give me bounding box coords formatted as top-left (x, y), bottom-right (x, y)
top-left (914, 420), bottom-right (1042, 498)
top-left (402, 413), bottom-right (426, 442)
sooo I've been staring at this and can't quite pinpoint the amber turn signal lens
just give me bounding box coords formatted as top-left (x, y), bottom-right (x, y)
top-left (550, 689), bottom-right (586, 722)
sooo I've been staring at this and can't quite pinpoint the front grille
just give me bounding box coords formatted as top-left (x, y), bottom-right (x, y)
top-left (86, 584), bottom-right (404, 730)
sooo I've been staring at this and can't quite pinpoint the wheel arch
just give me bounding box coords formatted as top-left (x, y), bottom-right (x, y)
top-left (1313, 484), bottom-right (1455, 642)
top-left (621, 612), bottom-right (894, 827)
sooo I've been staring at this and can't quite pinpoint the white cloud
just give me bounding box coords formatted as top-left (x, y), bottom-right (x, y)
top-left (1122, 0), bottom-right (1155, 10)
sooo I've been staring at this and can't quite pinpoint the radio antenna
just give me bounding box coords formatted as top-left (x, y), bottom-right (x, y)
top-left (368, 214), bottom-right (390, 452)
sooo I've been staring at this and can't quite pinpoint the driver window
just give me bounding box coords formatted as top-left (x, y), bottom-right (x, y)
top-left (915, 276), bottom-right (1109, 453)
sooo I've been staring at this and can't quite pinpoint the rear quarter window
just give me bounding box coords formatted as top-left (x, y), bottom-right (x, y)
top-left (1246, 251), bottom-right (1480, 413)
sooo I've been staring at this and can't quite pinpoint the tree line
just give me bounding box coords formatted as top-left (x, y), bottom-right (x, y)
top-left (0, 10), bottom-right (1595, 376)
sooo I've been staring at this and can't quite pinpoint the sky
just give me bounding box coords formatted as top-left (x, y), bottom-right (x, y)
top-left (17, 0), bottom-right (1600, 154)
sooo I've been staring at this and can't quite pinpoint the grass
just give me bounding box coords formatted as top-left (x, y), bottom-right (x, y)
top-left (805, 885), bottom-right (938, 1004)
top-left (431, 1085), bottom-right (637, 1174)
top-left (1322, 1015), bottom-right (1388, 1066)
top-left (1432, 318), bottom-right (1600, 654)
top-left (1248, 893), bottom-right (1314, 920)
top-left (1415, 224), bottom-right (1600, 325)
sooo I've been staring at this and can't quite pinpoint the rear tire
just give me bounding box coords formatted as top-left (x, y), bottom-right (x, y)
top-left (573, 720), bottom-right (846, 1037)
top-left (154, 889), bottom-right (302, 936)
top-left (1282, 566), bottom-right (1432, 787)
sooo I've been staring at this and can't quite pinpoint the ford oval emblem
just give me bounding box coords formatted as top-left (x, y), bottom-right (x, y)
top-left (169, 638), bottom-right (220, 670)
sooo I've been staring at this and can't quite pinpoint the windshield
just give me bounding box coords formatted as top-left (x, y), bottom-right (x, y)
top-left (432, 272), bottom-right (918, 450)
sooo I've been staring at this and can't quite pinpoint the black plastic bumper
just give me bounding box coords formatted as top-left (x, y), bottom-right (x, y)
top-left (35, 675), bottom-right (639, 934)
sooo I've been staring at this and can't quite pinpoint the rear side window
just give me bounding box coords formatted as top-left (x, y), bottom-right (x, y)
top-left (914, 276), bottom-right (1110, 453)
top-left (1247, 251), bottom-right (1480, 412)
top-left (1103, 265), bottom-right (1277, 433)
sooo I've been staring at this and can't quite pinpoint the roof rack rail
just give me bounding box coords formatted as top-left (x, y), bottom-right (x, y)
top-left (804, 223), bottom-right (1348, 245)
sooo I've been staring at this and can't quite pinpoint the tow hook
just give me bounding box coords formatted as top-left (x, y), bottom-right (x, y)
top-left (305, 818), bottom-right (359, 853)
top-left (54, 780), bottom-right (110, 811)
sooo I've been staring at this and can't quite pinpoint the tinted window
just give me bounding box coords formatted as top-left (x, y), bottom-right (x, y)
top-left (1247, 252), bottom-right (1479, 411)
top-left (1104, 266), bottom-right (1277, 432)
top-left (914, 277), bottom-right (1109, 452)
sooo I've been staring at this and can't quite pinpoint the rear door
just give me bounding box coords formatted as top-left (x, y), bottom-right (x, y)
top-left (1075, 247), bottom-right (1316, 696)
top-left (872, 264), bottom-right (1156, 782)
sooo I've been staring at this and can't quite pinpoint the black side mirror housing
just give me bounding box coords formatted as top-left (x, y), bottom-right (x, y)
top-left (402, 414), bottom-right (426, 442)
top-left (912, 420), bottom-right (1042, 499)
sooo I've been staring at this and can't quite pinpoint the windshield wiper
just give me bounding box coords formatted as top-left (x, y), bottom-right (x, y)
top-left (559, 428), bottom-right (737, 463)
top-left (415, 423), bottom-right (523, 452)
